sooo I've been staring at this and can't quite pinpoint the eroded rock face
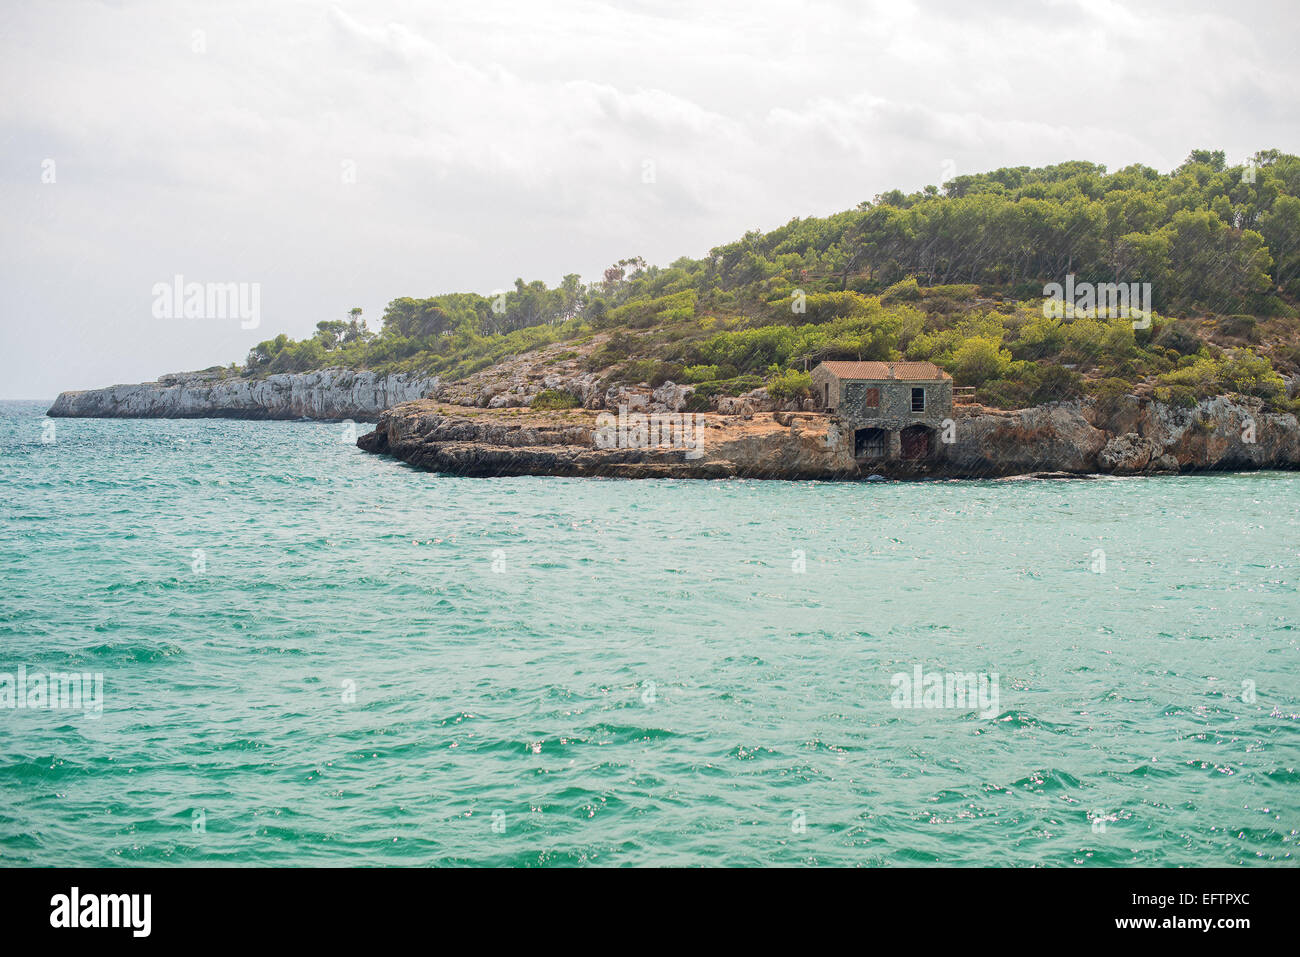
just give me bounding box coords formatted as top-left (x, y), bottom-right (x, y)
top-left (948, 403), bottom-right (1109, 475)
top-left (358, 403), bottom-right (861, 479)
top-left (1096, 430), bottom-right (1185, 473)
top-left (1090, 394), bottom-right (1300, 472)
top-left (604, 388), bottom-right (650, 413)
top-left (714, 396), bottom-right (755, 418)
top-left (1098, 433), bottom-right (1167, 472)
top-left (357, 395), bottom-right (1300, 481)
top-left (651, 381), bottom-right (694, 412)
top-left (47, 369), bottom-right (439, 420)
top-left (946, 396), bottom-right (1300, 477)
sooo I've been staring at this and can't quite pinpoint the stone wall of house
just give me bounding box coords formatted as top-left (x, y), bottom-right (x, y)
top-left (810, 365), bottom-right (840, 410)
top-left (835, 378), bottom-right (953, 430)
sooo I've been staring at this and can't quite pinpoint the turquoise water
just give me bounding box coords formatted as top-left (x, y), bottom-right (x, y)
top-left (0, 399), bottom-right (1296, 866)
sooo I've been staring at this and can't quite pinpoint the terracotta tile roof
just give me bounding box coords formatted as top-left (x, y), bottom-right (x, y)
top-left (817, 360), bottom-right (951, 381)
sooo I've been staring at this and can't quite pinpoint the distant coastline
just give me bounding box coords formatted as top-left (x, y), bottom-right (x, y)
top-left (44, 365), bottom-right (1300, 480)
top-left (46, 368), bottom-right (437, 422)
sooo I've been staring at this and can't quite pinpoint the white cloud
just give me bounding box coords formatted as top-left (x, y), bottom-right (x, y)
top-left (0, 0), bottom-right (1296, 396)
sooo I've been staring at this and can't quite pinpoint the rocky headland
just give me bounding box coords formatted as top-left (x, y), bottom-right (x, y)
top-left (357, 392), bottom-right (1300, 480)
top-left (47, 368), bottom-right (439, 421)
top-left (48, 339), bottom-right (1300, 479)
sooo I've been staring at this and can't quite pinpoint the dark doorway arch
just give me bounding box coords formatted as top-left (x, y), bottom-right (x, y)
top-left (854, 427), bottom-right (888, 458)
top-left (899, 424), bottom-right (933, 460)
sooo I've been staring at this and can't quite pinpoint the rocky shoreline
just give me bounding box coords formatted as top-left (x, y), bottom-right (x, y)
top-left (46, 368), bottom-right (439, 421)
top-left (356, 394), bottom-right (1300, 480)
top-left (46, 361), bottom-right (1300, 480)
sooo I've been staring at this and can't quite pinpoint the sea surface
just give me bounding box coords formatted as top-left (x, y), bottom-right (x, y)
top-left (0, 399), bottom-right (1296, 867)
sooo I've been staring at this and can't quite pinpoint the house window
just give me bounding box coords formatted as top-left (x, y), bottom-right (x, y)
top-left (824, 383), bottom-right (830, 407)
top-left (911, 387), bottom-right (925, 412)
top-left (864, 387), bottom-right (880, 409)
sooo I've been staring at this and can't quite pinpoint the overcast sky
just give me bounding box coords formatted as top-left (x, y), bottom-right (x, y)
top-left (2, 0), bottom-right (1297, 398)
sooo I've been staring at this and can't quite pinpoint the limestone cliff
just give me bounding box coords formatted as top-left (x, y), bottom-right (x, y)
top-left (47, 368), bottom-right (438, 421)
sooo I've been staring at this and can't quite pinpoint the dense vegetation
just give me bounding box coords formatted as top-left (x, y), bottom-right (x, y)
top-left (240, 149), bottom-right (1300, 411)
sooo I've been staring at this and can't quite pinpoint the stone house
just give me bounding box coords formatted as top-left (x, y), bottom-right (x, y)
top-left (810, 360), bottom-right (953, 461)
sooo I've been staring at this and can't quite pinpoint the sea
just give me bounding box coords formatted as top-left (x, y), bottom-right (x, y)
top-left (0, 399), bottom-right (1296, 866)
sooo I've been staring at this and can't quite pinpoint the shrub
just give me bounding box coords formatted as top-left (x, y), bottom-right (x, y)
top-left (1274, 344), bottom-right (1300, 372)
top-left (923, 283), bottom-right (978, 300)
top-left (688, 375), bottom-right (765, 399)
top-left (649, 363), bottom-right (684, 387)
top-left (607, 359), bottom-right (662, 386)
top-left (584, 331), bottom-right (640, 371)
top-left (699, 324), bottom-right (800, 371)
top-left (766, 369), bottom-right (813, 401)
top-left (1059, 317), bottom-right (1109, 366)
top-left (607, 290), bottom-right (697, 329)
top-left (531, 389), bottom-right (581, 410)
top-left (919, 295), bottom-right (962, 316)
top-left (681, 364), bottom-right (722, 383)
top-left (1156, 356), bottom-right (1221, 397)
top-left (1155, 352), bottom-right (1283, 400)
top-left (1217, 314), bottom-right (1260, 342)
top-left (1255, 295), bottom-right (1295, 318)
top-left (975, 378), bottom-right (1034, 409)
top-left (881, 277), bottom-right (922, 303)
top-left (1154, 319), bottom-right (1202, 355)
top-left (1013, 315), bottom-right (1066, 359)
top-left (1153, 385), bottom-right (1198, 408)
top-left (1029, 365), bottom-right (1084, 405)
top-left (797, 291), bottom-right (873, 324)
top-left (607, 360), bottom-right (681, 388)
top-left (949, 336), bottom-right (1013, 385)
top-left (1221, 352), bottom-right (1284, 398)
top-left (1090, 377), bottom-right (1134, 416)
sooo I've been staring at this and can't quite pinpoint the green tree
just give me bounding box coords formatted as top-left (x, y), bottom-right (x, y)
top-left (949, 336), bottom-right (1012, 385)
